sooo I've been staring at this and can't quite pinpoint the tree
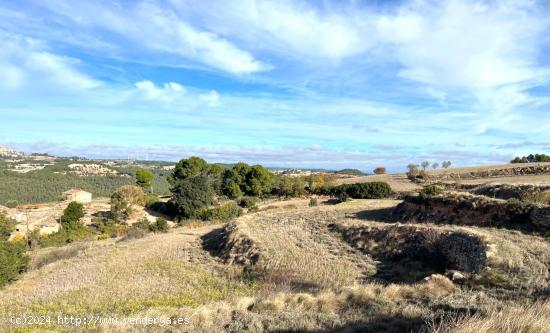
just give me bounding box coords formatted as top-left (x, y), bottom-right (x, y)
top-left (60, 202), bottom-right (85, 230)
top-left (244, 165), bottom-right (274, 196)
top-left (221, 169), bottom-right (243, 199)
top-left (442, 161), bottom-right (452, 169)
top-left (276, 176), bottom-right (306, 197)
top-left (135, 169), bottom-right (153, 192)
top-left (170, 175), bottom-right (214, 219)
top-left (168, 157), bottom-right (210, 186)
top-left (432, 162), bottom-right (439, 170)
top-left (0, 241), bottom-right (29, 288)
top-left (110, 185), bottom-right (146, 222)
top-left (373, 167), bottom-right (386, 174)
top-left (421, 161), bottom-right (430, 170)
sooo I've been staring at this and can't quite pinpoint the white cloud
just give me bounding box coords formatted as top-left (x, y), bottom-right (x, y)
top-left (134, 80), bottom-right (186, 103)
top-left (0, 31), bottom-right (100, 92)
top-left (170, 0), bottom-right (370, 63)
top-left (376, 0), bottom-right (547, 90)
top-left (199, 90), bottom-right (220, 107)
top-left (35, 1), bottom-right (269, 75)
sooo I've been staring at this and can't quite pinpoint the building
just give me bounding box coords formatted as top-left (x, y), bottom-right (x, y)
top-left (62, 189), bottom-right (92, 204)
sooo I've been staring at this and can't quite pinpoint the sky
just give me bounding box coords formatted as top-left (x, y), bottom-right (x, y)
top-left (1, 0), bottom-right (550, 172)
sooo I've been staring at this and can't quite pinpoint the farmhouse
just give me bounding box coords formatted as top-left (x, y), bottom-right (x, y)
top-left (62, 189), bottom-right (92, 204)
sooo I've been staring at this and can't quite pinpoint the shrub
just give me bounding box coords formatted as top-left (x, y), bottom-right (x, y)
top-left (119, 227), bottom-right (147, 242)
top-left (420, 185), bottom-right (444, 197)
top-left (237, 196), bottom-right (258, 208)
top-left (373, 167), bottom-right (386, 174)
top-left (334, 190), bottom-right (349, 203)
top-left (0, 241), bottom-right (29, 288)
top-left (0, 212), bottom-right (16, 241)
top-left (135, 168), bottom-right (153, 191)
top-left (133, 217), bottom-right (150, 230)
top-left (149, 217), bottom-right (168, 233)
top-left (60, 201), bottom-right (85, 230)
top-left (195, 202), bottom-right (243, 222)
top-left (333, 182), bottom-right (392, 200)
top-left (171, 175), bottom-right (214, 219)
top-left (309, 198), bottom-right (318, 207)
top-left (111, 185), bottom-right (146, 222)
top-left (5, 200), bottom-right (18, 208)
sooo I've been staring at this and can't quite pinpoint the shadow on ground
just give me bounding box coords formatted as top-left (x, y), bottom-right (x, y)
top-left (347, 207), bottom-right (400, 223)
top-left (272, 314), bottom-right (427, 333)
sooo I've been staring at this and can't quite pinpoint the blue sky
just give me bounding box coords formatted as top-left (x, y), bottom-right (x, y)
top-left (1, 0), bottom-right (550, 171)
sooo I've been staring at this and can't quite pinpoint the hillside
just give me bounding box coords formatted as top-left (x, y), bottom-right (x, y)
top-left (2, 197), bottom-right (548, 332)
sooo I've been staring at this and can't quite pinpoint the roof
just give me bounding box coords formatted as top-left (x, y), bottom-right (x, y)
top-left (63, 188), bottom-right (91, 195)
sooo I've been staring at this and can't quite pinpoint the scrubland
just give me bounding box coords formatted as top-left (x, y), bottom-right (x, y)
top-left (1, 194), bottom-right (549, 332)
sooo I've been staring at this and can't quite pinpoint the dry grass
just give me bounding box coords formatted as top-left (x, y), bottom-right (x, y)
top-left (0, 226), bottom-right (256, 331)
top-left (233, 204), bottom-right (381, 289)
top-left (430, 301), bottom-right (550, 333)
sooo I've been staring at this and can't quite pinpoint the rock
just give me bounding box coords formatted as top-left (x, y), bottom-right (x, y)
top-left (445, 270), bottom-right (466, 282)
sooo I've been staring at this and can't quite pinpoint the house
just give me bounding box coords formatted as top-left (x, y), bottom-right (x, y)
top-left (62, 189), bottom-right (92, 204)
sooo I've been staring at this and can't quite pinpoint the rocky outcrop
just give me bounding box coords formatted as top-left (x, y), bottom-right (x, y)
top-left (331, 224), bottom-right (487, 273)
top-left (431, 164), bottom-right (550, 182)
top-left (202, 222), bottom-right (263, 266)
top-left (394, 192), bottom-right (550, 235)
top-left (469, 183), bottom-right (550, 200)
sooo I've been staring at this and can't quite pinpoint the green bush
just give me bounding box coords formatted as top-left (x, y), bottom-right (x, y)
top-left (149, 217), bottom-right (168, 233)
top-left (195, 202), bottom-right (243, 222)
top-left (237, 196), bottom-right (258, 208)
top-left (0, 212), bottom-right (16, 241)
top-left (133, 217), bottom-right (150, 230)
top-left (419, 185), bottom-right (444, 197)
top-left (332, 182), bottom-right (392, 200)
top-left (0, 241), bottom-right (29, 288)
top-left (60, 202), bottom-right (85, 230)
top-left (5, 200), bottom-right (18, 208)
top-left (171, 175), bottom-right (214, 219)
top-left (40, 227), bottom-right (93, 247)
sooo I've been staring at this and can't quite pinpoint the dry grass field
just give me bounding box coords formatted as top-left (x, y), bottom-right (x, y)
top-left (1, 198), bottom-right (549, 332)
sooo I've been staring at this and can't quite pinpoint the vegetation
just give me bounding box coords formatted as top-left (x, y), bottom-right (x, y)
top-left (149, 217), bottom-right (169, 233)
top-left (442, 160), bottom-right (452, 169)
top-left (135, 168), bottom-right (153, 191)
top-left (110, 185), bottom-right (146, 222)
top-left (511, 153), bottom-right (550, 163)
top-left (373, 167), bottom-right (386, 174)
top-left (333, 182), bottom-right (392, 200)
top-left (420, 184), bottom-right (444, 197)
top-left (5, 200), bottom-right (17, 208)
top-left (335, 168), bottom-right (365, 176)
top-left (171, 175), bottom-right (214, 219)
top-left (275, 176), bottom-right (306, 197)
top-left (0, 169), bottom-right (133, 205)
top-left (237, 196), bottom-right (258, 209)
top-left (0, 212), bottom-right (16, 240)
top-left (0, 241), bottom-right (28, 288)
top-left (60, 201), bottom-right (85, 230)
top-left (195, 202), bottom-right (243, 222)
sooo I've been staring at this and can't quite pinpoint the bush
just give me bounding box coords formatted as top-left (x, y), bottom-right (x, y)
top-left (133, 217), bottom-right (150, 230)
top-left (0, 241), bottom-right (29, 288)
top-left (149, 217), bottom-right (168, 233)
top-left (5, 200), bottom-right (18, 208)
top-left (110, 185), bottom-right (146, 222)
top-left (0, 212), bottom-right (16, 241)
top-left (171, 175), bottom-right (214, 219)
top-left (237, 196), bottom-right (258, 208)
top-left (275, 176), bottom-right (306, 197)
top-left (60, 202), bottom-right (85, 230)
top-left (373, 167), bottom-right (386, 174)
top-left (333, 182), bottom-right (392, 200)
top-left (419, 184), bottom-right (444, 197)
top-left (195, 202), bottom-right (243, 222)
top-left (309, 198), bottom-right (318, 207)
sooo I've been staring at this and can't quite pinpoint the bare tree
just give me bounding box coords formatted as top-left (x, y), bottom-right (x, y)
top-left (421, 161), bottom-right (430, 170)
top-left (432, 162), bottom-right (439, 170)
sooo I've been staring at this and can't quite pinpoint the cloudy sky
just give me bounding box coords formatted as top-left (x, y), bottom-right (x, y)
top-left (1, 0), bottom-right (550, 171)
